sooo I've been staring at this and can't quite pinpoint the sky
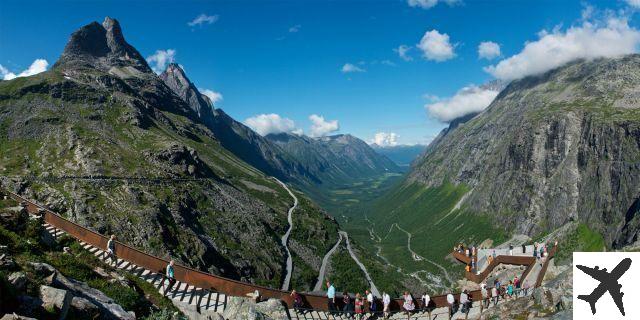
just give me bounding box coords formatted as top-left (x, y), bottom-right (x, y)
top-left (2, 0), bottom-right (640, 146)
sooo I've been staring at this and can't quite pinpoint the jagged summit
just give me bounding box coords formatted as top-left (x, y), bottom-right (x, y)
top-left (54, 17), bottom-right (152, 73)
top-left (160, 62), bottom-right (215, 123)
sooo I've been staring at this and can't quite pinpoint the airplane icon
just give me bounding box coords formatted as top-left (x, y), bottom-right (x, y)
top-left (577, 258), bottom-right (632, 316)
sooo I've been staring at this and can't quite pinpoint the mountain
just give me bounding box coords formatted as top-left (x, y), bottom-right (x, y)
top-left (0, 17), bottom-right (340, 290)
top-left (266, 132), bottom-right (402, 188)
top-left (371, 144), bottom-right (427, 168)
top-left (369, 55), bottom-right (640, 272)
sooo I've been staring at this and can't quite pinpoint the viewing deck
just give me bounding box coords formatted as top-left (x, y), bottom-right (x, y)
top-left (2, 188), bottom-right (557, 319)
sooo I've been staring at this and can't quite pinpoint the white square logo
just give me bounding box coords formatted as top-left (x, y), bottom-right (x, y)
top-left (573, 252), bottom-right (640, 319)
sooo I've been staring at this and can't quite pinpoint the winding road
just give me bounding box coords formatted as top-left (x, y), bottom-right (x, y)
top-left (340, 231), bottom-right (381, 297)
top-left (274, 178), bottom-right (298, 291)
top-left (388, 223), bottom-right (455, 286)
top-left (313, 232), bottom-right (343, 291)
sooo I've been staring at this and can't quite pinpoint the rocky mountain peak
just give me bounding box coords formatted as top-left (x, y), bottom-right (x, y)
top-left (160, 62), bottom-right (215, 123)
top-left (54, 17), bottom-right (151, 73)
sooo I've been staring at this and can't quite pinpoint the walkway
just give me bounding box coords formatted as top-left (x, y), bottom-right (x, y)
top-left (273, 178), bottom-right (299, 291)
top-left (4, 189), bottom-right (557, 319)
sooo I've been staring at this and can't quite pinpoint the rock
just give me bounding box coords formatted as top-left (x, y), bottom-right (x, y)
top-left (8, 272), bottom-right (27, 292)
top-left (69, 296), bottom-right (100, 319)
top-left (0, 314), bottom-right (38, 320)
top-left (29, 262), bottom-right (56, 277)
top-left (51, 272), bottom-right (134, 320)
top-left (255, 299), bottom-right (288, 319)
top-left (62, 246), bottom-right (71, 254)
top-left (16, 295), bottom-right (42, 316)
top-left (39, 285), bottom-right (71, 319)
top-left (222, 297), bottom-right (265, 320)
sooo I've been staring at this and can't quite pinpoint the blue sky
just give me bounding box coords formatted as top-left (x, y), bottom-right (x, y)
top-left (2, 0), bottom-right (640, 145)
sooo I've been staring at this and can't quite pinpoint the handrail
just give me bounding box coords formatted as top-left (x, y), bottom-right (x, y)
top-left (5, 189), bottom-right (557, 314)
top-left (535, 244), bottom-right (557, 287)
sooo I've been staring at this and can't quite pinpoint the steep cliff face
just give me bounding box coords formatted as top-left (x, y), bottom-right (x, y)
top-left (159, 63), bottom-right (216, 127)
top-left (0, 17), bottom-right (338, 290)
top-left (408, 55), bottom-right (640, 248)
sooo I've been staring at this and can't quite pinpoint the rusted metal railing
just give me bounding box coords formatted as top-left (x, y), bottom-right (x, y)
top-left (5, 189), bottom-right (557, 314)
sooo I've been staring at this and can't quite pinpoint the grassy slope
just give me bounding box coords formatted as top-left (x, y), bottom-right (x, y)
top-left (0, 70), bottom-right (339, 291)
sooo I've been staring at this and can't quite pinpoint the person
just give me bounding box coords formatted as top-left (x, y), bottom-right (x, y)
top-left (291, 290), bottom-right (303, 311)
top-left (105, 235), bottom-right (116, 266)
top-left (492, 250), bottom-right (497, 259)
top-left (533, 242), bottom-right (539, 259)
top-left (471, 245), bottom-right (476, 257)
top-left (165, 260), bottom-right (176, 293)
top-left (382, 292), bottom-right (391, 319)
top-left (355, 293), bottom-right (364, 320)
top-left (471, 259), bottom-right (476, 272)
top-left (509, 244), bottom-right (514, 256)
top-left (326, 281), bottom-right (336, 314)
top-left (342, 291), bottom-right (352, 317)
top-left (491, 285), bottom-right (499, 306)
top-left (522, 243), bottom-right (526, 254)
top-left (366, 289), bottom-right (376, 315)
top-left (446, 292), bottom-right (456, 317)
top-left (487, 254), bottom-right (494, 265)
top-left (507, 281), bottom-right (514, 298)
top-left (465, 263), bottom-right (471, 273)
top-left (460, 290), bottom-right (470, 313)
top-left (402, 291), bottom-right (415, 319)
top-left (421, 292), bottom-right (431, 313)
top-left (481, 283), bottom-right (489, 309)
top-left (514, 276), bottom-right (521, 291)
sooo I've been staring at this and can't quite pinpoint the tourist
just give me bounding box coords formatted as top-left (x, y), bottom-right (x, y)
top-left (481, 283), bottom-right (489, 309)
top-left (487, 254), bottom-right (493, 265)
top-left (471, 245), bottom-right (476, 257)
top-left (291, 290), bottom-right (303, 310)
top-left (514, 276), bottom-right (521, 291)
top-left (533, 242), bottom-right (539, 259)
top-left (421, 292), bottom-right (431, 312)
top-left (460, 290), bottom-right (470, 314)
top-left (105, 235), bottom-right (116, 266)
top-left (507, 281), bottom-right (514, 298)
top-left (522, 243), bottom-right (526, 254)
top-left (366, 289), bottom-right (376, 315)
top-left (465, 263), bottom-right (471, 273)
top-left (355, 293), bottom-right (363, 320)
top-left (326, 281), bottom-right (336, 314)
top-left (446, 292), bottom-right (456, 317)
top-left (492, 250), bottom-right (497, 259)
top-left (491, 285), bottom-right (499, 306)
top-left (382, 292), bottom-right (391, 319)
top-left (342, 291), bottom-right (352, 317)
top-left (402, 291), bottom-right (415, 319)
top-left (509, 244), bottom-right (514, 256)
top-left (165, 259), bottom-right (176, 293)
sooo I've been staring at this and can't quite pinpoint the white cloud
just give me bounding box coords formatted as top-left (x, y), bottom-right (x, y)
top-left (370, 132), bottom-right (399, 147)
top-left (199, 88), bottom-right (223, 105)
top-left (289, 24), bottom-right (301, 33)
top-left (146, 49), bottom-right (176, 74)
top-left (478, 41), bottom-right (501, 60)
top-left (407, 0), bottom-right (460, 9)
top-left (425, 85), bottom-right (499, 122)
top-left (625, 0), bottom-right (640, 8)
top-left (245, 114), bottom-right (297, 136)
top-left (1, 59), bottom-right (49, 80)
top-left (381, 60), bottom-right (397, 66)
top-left (484, 17), bottom-right (640, 81)
top-left (417, 30), bottom-right (456, 62)
top-left (394, 45), bottom-right (413, 61)
top-left (188, 14), bottom-right (219, 27)
top-left (341, 63), bottom-right (366, 73)
top-left (309, 114), bottom-right (339, 137)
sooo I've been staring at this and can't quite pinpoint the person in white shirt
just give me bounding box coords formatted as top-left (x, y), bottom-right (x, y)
top-left (460, 290), bottom-right (470, 313)
top-left (491, 286), bottom-right (499, 306)
top-left (382, 292), bottom-right (391, 319)
top-left (481, 283), bottom-right (489, 308)
top-left (446, 293), bottom-right (456, 317)
top-left (105, 235), bottom-right (116, 266)
top-left (421, 292), bottom-right (432, 317)
top-left (366, 290), bottom-right (375, 314)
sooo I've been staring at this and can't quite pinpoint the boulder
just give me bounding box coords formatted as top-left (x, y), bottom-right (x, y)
top-left (223, 297), bottom-right (267, 320)
top-left (51, 272), bottom-right (134, 320)
top-left (69, 296), bottom-right (100, 319)
top-left (8, 272), bottom-right (27, 292)
top-left (39, 285), bottom-right (71, 319)
top-left (28, 262), bottom-right (56, 277)
top-left (0, 314), bottom-right (38, 320)
top-left (255, 299), bottom-right (288, 319)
